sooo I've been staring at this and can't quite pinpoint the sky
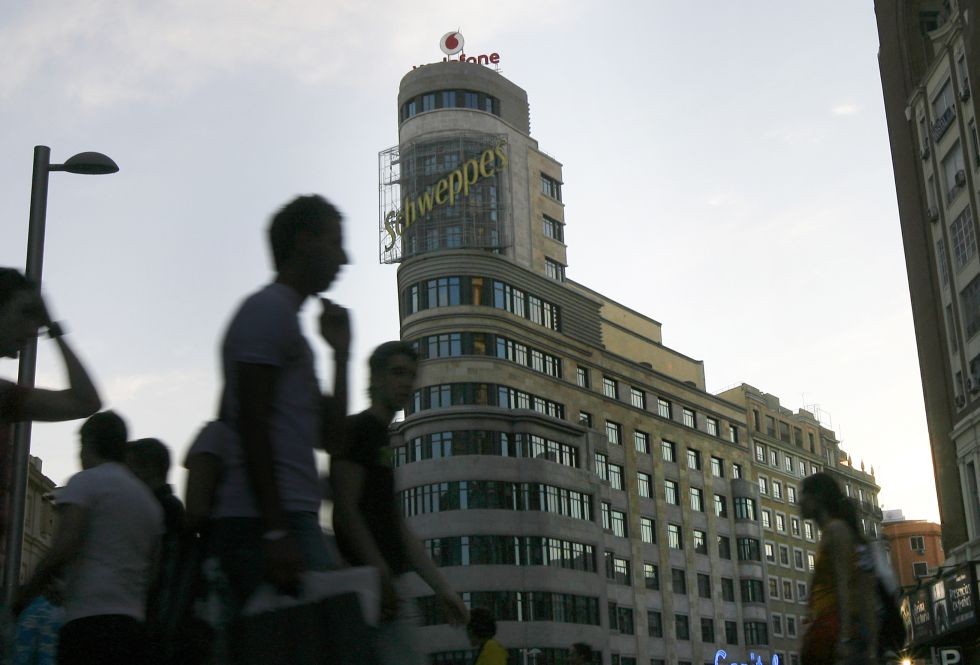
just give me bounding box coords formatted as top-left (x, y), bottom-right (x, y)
top-left (0, 1), bottom-right (940, 521)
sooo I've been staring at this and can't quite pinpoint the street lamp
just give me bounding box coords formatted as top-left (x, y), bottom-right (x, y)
top-left (2, 145), bottom-right (118, 604)
top-left (522, 647), bottom-right (542, 665)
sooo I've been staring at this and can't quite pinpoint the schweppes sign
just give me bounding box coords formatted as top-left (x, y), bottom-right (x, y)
top-left (383, 140), bottom-right (508, 251)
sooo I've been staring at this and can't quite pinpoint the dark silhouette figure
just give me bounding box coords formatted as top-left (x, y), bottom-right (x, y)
top-left (126, 437), bottom-right (186, 664)
top-left (800, 472), bottom-right (878, 665)
top-left (16, 411), bottom-right (162, 665)
top-left (568, 643), bottom-right (594, 665)
top-left (0, 268), bottom-right (102, 570)
top-left (332, 341), bottom-right (467, 665)
top-left (210, 196), bottom-right (351, 662)
top-left (467, 607), bottom-right (507, 665)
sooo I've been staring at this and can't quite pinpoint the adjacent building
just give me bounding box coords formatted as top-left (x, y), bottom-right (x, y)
top-left (0, 455), bottom-right (57, 585)
top-left (882, 509), bottom-right (946, 589)
top-left (383, 58), bottom-right (882, 665)
top-left (876, 0), bottom-right (980, 660)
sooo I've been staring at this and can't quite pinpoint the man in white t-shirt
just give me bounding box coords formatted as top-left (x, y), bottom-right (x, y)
top-left (213, 195), bottom-right (350, 615)
top-left (15, 411), bottom-right (162, 665)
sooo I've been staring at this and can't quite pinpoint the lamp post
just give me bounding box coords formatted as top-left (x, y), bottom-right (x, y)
top-left (2, 145), bottom-right (118, 605)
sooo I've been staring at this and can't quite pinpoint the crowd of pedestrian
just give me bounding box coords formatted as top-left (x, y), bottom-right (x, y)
top-left (1, 194), bottom-right (896, 664)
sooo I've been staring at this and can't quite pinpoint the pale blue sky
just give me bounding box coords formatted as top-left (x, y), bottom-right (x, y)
top-left (0, 1), bottom-right (938, 520)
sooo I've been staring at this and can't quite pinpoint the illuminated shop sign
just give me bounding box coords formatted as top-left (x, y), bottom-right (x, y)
top-left (382, 140), bottom-right (508, 251)
top-left (714, 650), bottom-right (778, 665)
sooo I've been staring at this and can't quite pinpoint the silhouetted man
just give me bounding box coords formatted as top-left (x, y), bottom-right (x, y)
top-left (333, 341), bottom-right (467, 665)
top-left (568, 643), bottom-right (593, 665)
top-left (0, 268), bottom-right (102, 568)
top-left (212, 195), bottom-right (350, 614)
top-left (16, 411), bottom-right (162, 665)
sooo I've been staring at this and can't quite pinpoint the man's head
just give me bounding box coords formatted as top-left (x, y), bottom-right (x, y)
top-left (125, 438), bottom-right (171, 489)
top-left (268, 195), bottom-right (347, 295)
top-left (368, 341), bottom-right (418, 412)
top-left (78, 411), bottom-right (128, 469)
top-left (568, 643), bottom-right (593, 665)
top-left (465, 607), bottom-right (496, 646)
top-left (0, 268), bottom-right (44, 359)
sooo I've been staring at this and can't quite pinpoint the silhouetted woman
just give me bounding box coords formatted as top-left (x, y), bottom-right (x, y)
top-left (800, 472), bottom-right (877, 665)
top-left (467, 607), bottom-right (507, 665)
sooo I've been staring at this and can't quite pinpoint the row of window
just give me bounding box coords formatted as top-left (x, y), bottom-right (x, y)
top-left (625, 608), bottom-right (769, 647)
top-left (424, 535), bottom-right (595, 572)
top-left (753, 442), bottom-right (822, 479)
top-left (400, 481), bottom-right (592, 520)
top-left (419, 591), bottom-right (599, 626)
top-left (768, 575), bottom-right (810, 603)
top-left (760, 507), bottom-right (816, 541)
top-left (432, 648), bottom-right (590, 665)
top-left (413, 330), bottom-right (562, 378)
top-left (577, 371), bottom-right (739, 443)
top-left (764, 541), bottom-right (816, 572)
top-left (400, 89), bottom-right (500, 123)
top-left (402, 276), bottom-right (561, 331)
top-left (406, 382), bottom-right (565, 419)
top-left (393, 430), bottom-right (577, 468)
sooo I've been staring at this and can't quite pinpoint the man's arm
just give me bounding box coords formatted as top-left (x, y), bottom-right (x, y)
top-left (18, 335), bottom-right (101, 422)
top-left (184, 452), bottom-right (221, 534)
top-left (400, 517), bottom-right (468, 626)
top-left (318, 299), bottom-right (349, 455)
top-left (14, 504), bottom-right (87, 615)
top-left (237, 362), bottom-right (302, 590)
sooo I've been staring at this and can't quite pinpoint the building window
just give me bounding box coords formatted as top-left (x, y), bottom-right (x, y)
top-left (661, 440), bottom-right (676, 463)
top-left (783, 579), bottom-right (794, 599)
top-left (804, 522), bottom-right (814, 540)
top-left (776, 514), bottom-right (786, 532)
top-left (718, 535), bottom-right (732, 559)
top-left (667, 523), bottom-right (683, 549)
top-left (644, 564), bottom-right (659, 590)
top-left (769, 449), bottom-right (779, 467)
top-left (682, 408), bottom-right (696, 428)
top-left (759, 477), bottom-right (769, 495)
top-left (594, 452), bottom-right (608, 481)
top-left (773, 481), bottom-right (783, 500)
top-left (665, 480), bottom-right (679, 505)
top-left (794, 549), bottom-right (805, 569)
top-left (630, 387), bottom-right (646, 409)
top-left (702, 617), bottom-right (716, 643)
top-left (634, 431), bottom-right (650, 454)
top-left (714, 494), bottom-right (728, 517)
top-left (807, 553), bottom-right (815, 572)
top-left (765, 542), bottom-right (775, 562)
top-left (579, 411), bottom-right (593, 428)
top-left (785, 455), bottom-right (794, 472)
top-left (609, 464), bottom-right (624, 490)
top-left (740, 579), bottom-right (765, 603)
top-left (943, 142), bottom-right (966, 203)
top-left (734, 497), bottom-right (757, 521)
top-left (672, 568), bottom-right (687, 594)
top-left (648, 610), bottom-right (663, 637)
top-left (613, 557), bottom-right (631, 585)
top-left (786, 616), bottom-right (797, 638)
top-left (732, 463), bottom-right (742, 479)
top-left (641, 516), bottom-right (655, 543)
top-left (791, 517), bottom-right (801, 537)
top-left (797, 581), bottom-right (808, 601)
top-left (761, 509), bottom-right (772, 529)
top-left (779, 545), bottom-right (790, 566)
top-left (737, 538), bottom-right (761, 561)
top-left (744, 621), bottom-right (769, 646)
top-left (603, 376), bottom-right (618, 399)
top-left (962, 274), bottom-right (980, 338)
top-left (576, 366), bottom-right (590, 388)
top-left (605, 421), bottom-right (622, 445)
top-left (721, 578), bottom-right (735, 602)
top-left (687, 449), bottom-right (701, 470)
top-left (910, 535), bottom-right (925, 551)
top-left (711, 456), bottom-right (724, 477)
top-left (725, 621), bottom-right (738, 644)
top-left (601, 502), bottom-right (611, 531)
top-left (755, 445), bottom-right (766, 463)
top-left (690, 487), bottom-right (705, 512)
top-left (542, 215), bottom-right (564, 242)
top-left (788, 486), bottom-right (797, 503)
top-left (676, 614), bottom-right (690, 641)
top-left (765, 416), bottom-right (775, 437)
top-left (611, 510), bottom-right (627, 538)
top-left (638, 473), bottom-right (652, 498)
top-left (544, 258), bottom-right (566, 282)
top-left (772, 615), bottom-right (783, 637)
top-left (729, 425), bottom-right (739, 444)
top-left (540, 173), bottom-right (562, 200)
top-left (913, 561), bottom-right (929, 577)
top-left (707, 417), bottom-right (719, 436)
top-left (693, 530), bottom-right (708, 554)
top-left (657, 398), bottom-right (672, 419)
top-left (950, 207), bottom-right (977, 270)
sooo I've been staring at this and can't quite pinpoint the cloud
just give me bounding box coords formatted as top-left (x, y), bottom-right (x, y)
top-left (0, 0), bottom-right (571, 109)
top-left (831, 103), bottom-right (860, 116)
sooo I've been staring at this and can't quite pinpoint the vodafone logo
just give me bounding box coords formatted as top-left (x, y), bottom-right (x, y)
top-left (440, 31), bottom-right (464, 55)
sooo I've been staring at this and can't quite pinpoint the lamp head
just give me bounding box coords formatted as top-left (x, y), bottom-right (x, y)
top-left (57, 152), bottom-right (118, 175)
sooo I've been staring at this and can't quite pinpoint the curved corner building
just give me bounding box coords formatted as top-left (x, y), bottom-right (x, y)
top-left (381, 61), bottom-right (845, 665)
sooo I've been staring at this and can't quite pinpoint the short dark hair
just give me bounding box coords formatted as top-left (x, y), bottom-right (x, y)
top-left (369, 340), bottom-right (418, 379)
top-left (467, 607), bottom-right (496, 640)
top-left (801, 471), bottom-right (864, 540)
top-left (127, 438), bottom-right (171, 477)
top-left (268, 195), bottom-right (342, 271)
top-left (79, 411), bottom-right (129, 461)
top-left (0, 268), bottom-right (35, 311)
top-left (571, 643), bottom-right (593, 660)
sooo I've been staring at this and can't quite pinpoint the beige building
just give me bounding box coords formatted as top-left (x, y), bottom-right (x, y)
top-left (0, 455), bottom-right (57, 584)
top-left (876, 1), bottom-right (980, 661)
top-left (384, 58), bottom-right (883, 665)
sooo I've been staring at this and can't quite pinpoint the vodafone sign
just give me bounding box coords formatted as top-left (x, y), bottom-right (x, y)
top-left (440, 31), bottom-right (464, 55)
top-left (413, 32), bottom-right (500, 69)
